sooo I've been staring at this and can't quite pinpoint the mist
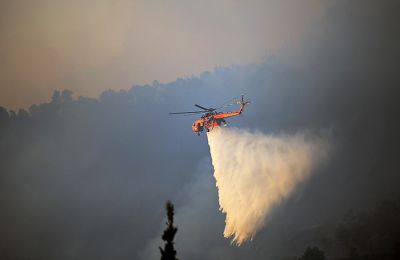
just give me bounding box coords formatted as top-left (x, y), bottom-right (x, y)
top-left (208, 128), bottom-right (328, 245)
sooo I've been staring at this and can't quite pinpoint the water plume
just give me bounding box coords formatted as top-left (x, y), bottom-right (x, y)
top-left (207, 127), bottom-right (327, 245)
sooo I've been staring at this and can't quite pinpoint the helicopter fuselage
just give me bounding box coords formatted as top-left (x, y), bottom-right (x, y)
top-left (191, 106), bottom-right (245, 134)
top-left (169, 95), bottom-right (250, 135)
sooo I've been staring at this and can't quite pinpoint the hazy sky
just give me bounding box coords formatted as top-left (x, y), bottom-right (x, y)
top-left (0, 0), bottom-right (327, 109)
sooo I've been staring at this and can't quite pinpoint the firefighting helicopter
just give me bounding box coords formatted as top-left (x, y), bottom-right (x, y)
top-left (169, 95), bottom-right (250, 135)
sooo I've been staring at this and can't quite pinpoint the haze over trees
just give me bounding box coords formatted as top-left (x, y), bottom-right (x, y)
top-left (0, 1), bottom-right (399, 259)
top-left (298, 247), bottom-right (325, 260)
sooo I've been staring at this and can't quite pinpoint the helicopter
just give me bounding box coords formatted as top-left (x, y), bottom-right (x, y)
top-left (169, 95), bottom-right (250, 135)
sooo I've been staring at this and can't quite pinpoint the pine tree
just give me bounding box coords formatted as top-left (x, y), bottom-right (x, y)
top-left (159, 201), bottom-right (178, 260)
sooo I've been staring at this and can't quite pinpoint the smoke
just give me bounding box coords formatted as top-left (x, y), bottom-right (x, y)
top-left (207, 127), bottom-right (328, 245)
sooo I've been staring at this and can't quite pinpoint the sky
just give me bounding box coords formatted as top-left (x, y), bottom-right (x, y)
top-left (0, 0), bottom-right (326, 109)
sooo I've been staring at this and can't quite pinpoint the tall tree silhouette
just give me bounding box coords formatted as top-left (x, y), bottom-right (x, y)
top-left (159, 201), bottom-right (178, 260)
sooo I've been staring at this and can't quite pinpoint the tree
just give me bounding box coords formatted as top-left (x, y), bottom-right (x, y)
top-left (334, 200), bottom-right (400, 259)
top-left (61, 89), bottom-right (73, 103)
top-left (0, 106), bottom-right (9, 125)
top-left (298, 246), bottom-right (325, 260)
top-left (51, 90), bottom-right (61, 104)
top-left (159, 201), bottom-right (178, 260)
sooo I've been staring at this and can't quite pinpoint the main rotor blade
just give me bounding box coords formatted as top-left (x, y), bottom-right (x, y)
top-left (214, 97), bottom-right (241, 110)
top-left (169, 111), bottom-right (205, 115)
top-left (194, 104), bottom-right (213, 111)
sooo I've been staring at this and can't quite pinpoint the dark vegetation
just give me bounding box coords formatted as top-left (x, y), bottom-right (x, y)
top-left (159, 201), bottom-right (178, 260)
top-left (0, 1), bottom-right (399, 259)
top-left (298, 246), bottom-right (325, 260)
top-left (296, 199), bottom-right (400, 260)
top-left (334, 200), bottom-right (400, 259)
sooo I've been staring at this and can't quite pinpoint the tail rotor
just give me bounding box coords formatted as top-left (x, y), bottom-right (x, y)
top-left (238, 95), bottom-right (250, 114)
